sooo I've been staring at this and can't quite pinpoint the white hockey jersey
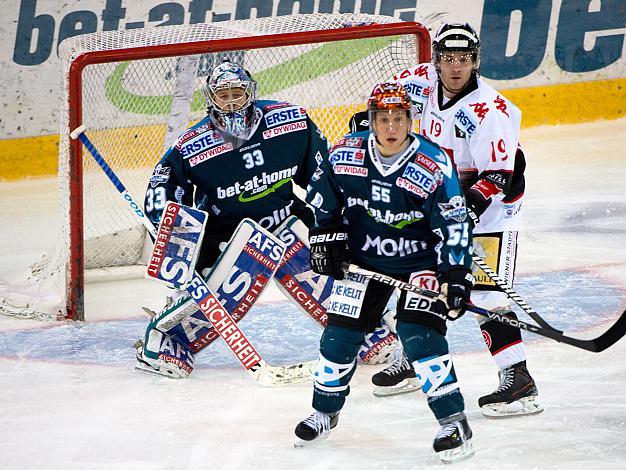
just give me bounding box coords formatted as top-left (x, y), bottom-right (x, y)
top-left (395, 63), bottom-right (524, 233)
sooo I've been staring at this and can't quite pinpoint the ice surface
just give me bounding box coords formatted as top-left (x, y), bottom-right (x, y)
top-left (1, 119), bottom-right (626, 469)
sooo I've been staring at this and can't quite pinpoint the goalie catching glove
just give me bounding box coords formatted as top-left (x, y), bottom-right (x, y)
top-left (435, 268), bottom-right (474, 320)
top-left (309, 225), bottom-right (349, 280)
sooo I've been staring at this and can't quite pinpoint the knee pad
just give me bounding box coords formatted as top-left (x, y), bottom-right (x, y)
top-left (320, 324), bottom-right (365, 363)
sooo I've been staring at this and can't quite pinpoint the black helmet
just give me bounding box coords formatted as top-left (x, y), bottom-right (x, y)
top-left (432, 23), bottom-right (480, 71)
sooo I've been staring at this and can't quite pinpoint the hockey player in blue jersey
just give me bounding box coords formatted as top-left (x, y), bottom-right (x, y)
top-left (135, 61), bottom-right (329, 376)
top-left (294, 83), bottom-right (475, 463)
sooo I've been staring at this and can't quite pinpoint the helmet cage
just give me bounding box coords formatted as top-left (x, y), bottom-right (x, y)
top-left (203, 62), bottom-right (257, 137)
top-left (432, 23), bottom-right (480, 71)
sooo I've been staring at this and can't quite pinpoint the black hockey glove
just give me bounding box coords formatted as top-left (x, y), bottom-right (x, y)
top-left (435, 268), bottom-right (474, 320)
top-left (309, 226), bottom-right (349, 280)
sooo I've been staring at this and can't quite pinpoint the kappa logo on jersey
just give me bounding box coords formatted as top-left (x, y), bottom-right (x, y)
top-left (263, 121), bottom-right (307, 139)
top-left (362, 234), bottom-right (427, 257)
top-left (334, 165), bottom-right (368, 177)
top-left (438, 195), bottom-right (467, 223)
top-left (149, 164), bottom-right (171, 188)
top-left (216, 165), bottom-right (298, 202)
top-left (394, 63), bottom-right (431, 81)
top-left (188, 143), bottom-right (234, 167)
top-left (264, 106), bottom-right (307, 127)
top-left (179, 130), bottom-right (225, 158)
top-left (455, 109), bottom-right (477, 135)
top-left (330, 148), bottom-right (365, 165)
top-left (402, 163), bottom-right (438, 193)
top-left (469, 102), bottom-right (489, 124)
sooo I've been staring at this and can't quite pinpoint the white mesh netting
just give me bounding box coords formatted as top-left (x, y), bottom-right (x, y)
top-left (0, 13), bottom-right (425, 320)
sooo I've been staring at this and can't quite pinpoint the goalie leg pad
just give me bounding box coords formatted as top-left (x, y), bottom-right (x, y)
top-left (358, 315), bottom-right (398, 365)
top-left (135, 328), bottom-right (195, 379)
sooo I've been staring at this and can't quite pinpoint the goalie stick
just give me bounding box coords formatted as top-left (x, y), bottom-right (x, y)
top-left (348, 265), bottom-right (626, 353)
top-left (71, 125), bottom-right (314, 386)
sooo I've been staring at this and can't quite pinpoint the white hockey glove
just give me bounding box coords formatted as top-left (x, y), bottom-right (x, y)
top-left (435, 268), bottom-right (474, 320)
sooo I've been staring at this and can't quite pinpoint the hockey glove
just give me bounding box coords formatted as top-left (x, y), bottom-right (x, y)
top-left (309, 225), bottom-right (349, 280)
top-left (435, 268), bottom-right (474, 320)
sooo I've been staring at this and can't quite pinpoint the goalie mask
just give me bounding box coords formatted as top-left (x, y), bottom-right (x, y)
top-left (432, 23), bottom-right (480, 72)
top-left (367, 82), bottom-right (412, 137)
top-left (203, 61), bottom-right (257, 138)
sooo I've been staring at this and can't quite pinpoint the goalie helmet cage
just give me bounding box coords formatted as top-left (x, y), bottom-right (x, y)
top-left (0, 13), bottom-right (430, 321)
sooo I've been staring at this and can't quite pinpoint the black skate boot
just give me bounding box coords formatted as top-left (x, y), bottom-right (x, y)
top-left (371, 348), bottom-right (420, 397)
top-left (294, 411), bottom-right (339, 447)
top-left (478, 361), bottom-right (544, 418)
top-left (433, 415), bottom-right (474, 463)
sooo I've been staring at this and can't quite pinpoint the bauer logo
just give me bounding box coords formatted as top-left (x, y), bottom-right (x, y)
top-left (263, 121), bottom-right (307, 139)
top-left (330, 148), bottom-right (365, 165)
top-left (264, 106), bottom-right (307, 127)
top-left (188, 143), bottom-right (233, 167)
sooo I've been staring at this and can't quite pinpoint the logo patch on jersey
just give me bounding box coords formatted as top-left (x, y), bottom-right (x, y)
top-left (216, 166), bottom-right (298, 202)
top-left (404, 82), bottom-right (429, 99)
top-left (454, 109), bottom-right (477, 135)
top-left (438, 195), bottom-right (467, 223)
top-left (188, 143), bottom-right (233, 167)
top-left (334, 165), bottom-right (368, 177)
top-left (330, 148), bottom-right (365, 165)
top-left (396, 177), bottom-right (429, 198)
top-left (179, 130), bottom-right (225, 157)
top-left (402, 163), bottom-right (438, 193)
top-left (263, 121), bottom-right (307, 139)
top-left (334, 137), bottom-right (364, 149)
top-left (149, 164), bottom-right (171, 188)
top-left (264, 107), bottom-right (307, 127)
top-left (454, 125), bottom-right (466, 138)
top-left (362, 235), bottom-right (427, 257)
top-left (415, 153), bottom-right (439, 173)
top-left (263, 102), bottom-right (290, 111)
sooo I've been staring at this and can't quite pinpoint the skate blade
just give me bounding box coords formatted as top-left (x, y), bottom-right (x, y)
top-left (481, 396), bottom-right (544, 418)
top-left (437, 440), bottom-right (474, 464)
top-left (294, 433), bottom-right (330, 448)
top-left (372, 378), bottom-right (421, 397)
top-left (134, 361), bottom-right (184, 379)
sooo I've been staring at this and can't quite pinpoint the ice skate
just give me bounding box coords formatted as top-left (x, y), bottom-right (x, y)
top-left (433, 416), bottom-right (474, 463)
top-left (294, 411), bottom-right (339, 447)
top-left (371, 348), bottom-right (420, 397)
top-left (479, 361), bottom-right (544, 418)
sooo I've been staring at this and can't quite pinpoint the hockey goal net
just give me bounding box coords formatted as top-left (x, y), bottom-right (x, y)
top-left (0, 13), bottom-right (429, 321)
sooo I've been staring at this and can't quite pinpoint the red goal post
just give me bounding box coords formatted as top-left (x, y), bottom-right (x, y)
top-left (1, 13), bottom-right (430, 321)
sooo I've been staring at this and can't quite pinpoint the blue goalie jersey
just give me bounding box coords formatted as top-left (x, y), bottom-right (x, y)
top-left (306, 132), bottom-right (472, 276)
top-left (145, 100), bottom-right (327, 237)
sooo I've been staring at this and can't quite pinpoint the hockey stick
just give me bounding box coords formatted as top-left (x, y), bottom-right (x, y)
top-left (471, 255), bottom-right (553, 330)
top-left (71, 125), bottom-right (314, 386)
top-left (348, 265), bottom-right (626, 353)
